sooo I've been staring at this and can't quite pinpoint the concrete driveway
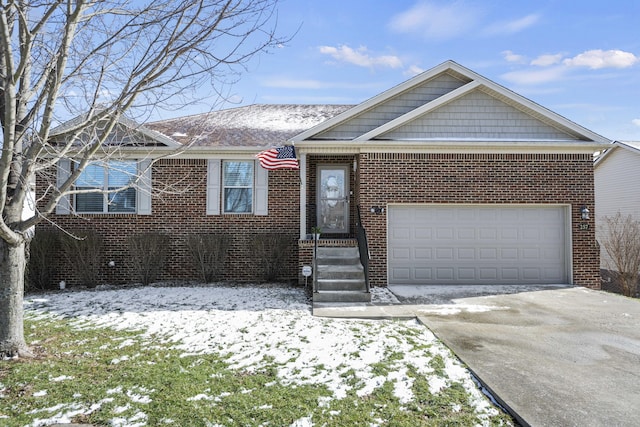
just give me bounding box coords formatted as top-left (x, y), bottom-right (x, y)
top-left (412, 287), bottom-right (640, 427)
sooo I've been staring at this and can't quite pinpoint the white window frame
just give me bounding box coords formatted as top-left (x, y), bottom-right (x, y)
top-left (222, 160), bottom-right (254, 214)
top-left (207, 159), bottom-right (268, 216)
top-left (69, 159), bottom-right (152, 215)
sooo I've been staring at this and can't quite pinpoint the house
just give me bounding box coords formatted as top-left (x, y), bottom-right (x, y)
top-left (594, 141), bottom-right (640, 271)
top-left (38, 61), bottom-right (610, 296)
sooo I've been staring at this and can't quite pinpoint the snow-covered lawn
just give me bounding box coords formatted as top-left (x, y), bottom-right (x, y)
top-left (12, 284), bottom-right (511, 426)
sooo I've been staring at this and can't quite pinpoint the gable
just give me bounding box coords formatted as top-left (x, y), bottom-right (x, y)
top-left (292, 60), bottom-right (610, 148)
top-left (380, 89), bottom-right (578, 141)
top-left (51, 114), bottom-right (180, 148)
top-left (315, 71), bottom-right (471, 140)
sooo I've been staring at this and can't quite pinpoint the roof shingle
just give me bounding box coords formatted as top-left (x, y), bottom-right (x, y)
top-left (147, 104), bottom-right (353, 147)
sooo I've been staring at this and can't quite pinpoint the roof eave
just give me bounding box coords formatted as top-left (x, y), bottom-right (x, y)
top-left (295, 139), bottom-right (610, 154)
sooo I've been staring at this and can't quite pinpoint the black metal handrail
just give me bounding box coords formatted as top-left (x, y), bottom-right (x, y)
top-left (312, 235), bottom-right (318, 293)
top-left (356, 205), bottom-right (371, 292)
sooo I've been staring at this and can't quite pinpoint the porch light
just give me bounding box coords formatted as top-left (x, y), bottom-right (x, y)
top-left (370, 206), bottom-right (385, 214)
top-left (581, 206), bottom-right (590, 220)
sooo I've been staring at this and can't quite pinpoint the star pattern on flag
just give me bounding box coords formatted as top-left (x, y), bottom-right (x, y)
top-left (256, 146), bottom-right (300, 170)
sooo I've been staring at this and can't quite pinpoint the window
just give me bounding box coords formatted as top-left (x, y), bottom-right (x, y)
top-left (206, 159), bottom-right (267, 216)
top-left (223, 161), bottom-right (253, 213)
top-left (75, 161), bottom-right (137, 213)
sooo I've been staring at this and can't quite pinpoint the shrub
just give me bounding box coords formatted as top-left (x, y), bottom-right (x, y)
top-left (186, 234), bottom-right (230, 283)
top-left (127, 232), bottom-right (170, 286)
top-left (61, 229), bottom-right (103, 287)
top-left (251, 233), bottom-right (291, 282)
top-left (26, 229), bottom-right (61, 291)
top-left (600, 212), bottom-right (640, 297)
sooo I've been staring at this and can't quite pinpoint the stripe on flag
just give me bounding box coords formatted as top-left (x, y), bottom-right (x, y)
top-left (256, 146), bottom-right (299, 170)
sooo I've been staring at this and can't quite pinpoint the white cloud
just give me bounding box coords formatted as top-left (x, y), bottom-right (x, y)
top-left (563, 49), bottom-right (639, 69)
top-left (632, 119), bottom-right (640, 127)
top-left (531, 53), bottom-right (564, 67)
top-left (405, 65), bottom-right (426, 76)
top-left (388, 1), bottom-right (480, 40)
top-left (318, 45), bottom-right (402, 69)
top-left (502, 50), bottom-right (526, 63)
top-left (485, 14), bottom-right (540, 35)
top-left (501, 66), bottom-right (567, 85)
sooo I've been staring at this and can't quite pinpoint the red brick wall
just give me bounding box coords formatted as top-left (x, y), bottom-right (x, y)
top-left (357, 153), bottom-right (600, 288)
top-left (36, 158), bottom-right (300, 286)
top-left (37, 153), bottom-right (600, 289)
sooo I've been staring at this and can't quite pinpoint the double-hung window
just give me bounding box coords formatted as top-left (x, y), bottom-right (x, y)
top-left (206, 159), bottom-right (268, 216)
top-left (75, 161), bottom-right (137, 213)
top-left (223, 161), bottom-right (253, 213)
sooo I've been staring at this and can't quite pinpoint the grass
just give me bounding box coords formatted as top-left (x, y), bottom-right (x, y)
top-left (0, 304), bottom-right (514, 426)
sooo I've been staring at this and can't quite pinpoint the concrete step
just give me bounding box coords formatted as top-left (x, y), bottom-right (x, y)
top-left (313, 290), bottom-right (372, 303)
top-left (316, 256), bottom-right (360, 266)
top-left (316, 264), bottom-right (364, 280)
top-left (317, 278), bottom-right (367, 292)
top-left (317, 247), bottom-right (360, 259)
top-left (313, 246), bottom-right (368, 303)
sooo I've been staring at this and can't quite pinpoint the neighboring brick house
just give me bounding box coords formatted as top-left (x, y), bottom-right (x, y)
top-left (38, 60), bottom-right (610, 289)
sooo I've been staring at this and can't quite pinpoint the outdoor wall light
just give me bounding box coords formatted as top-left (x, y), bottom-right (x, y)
top-left (581, 206), bottom-right (590, 220)
top-left (370, 206), bottom-right (385, 214)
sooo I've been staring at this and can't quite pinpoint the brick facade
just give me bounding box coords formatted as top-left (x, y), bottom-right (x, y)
top-left (357, 152), bottom-right (600, 288)
top-left (37, 158), bottom-right (301, 286)
top-left (37, 152), bottom-right (600, 289)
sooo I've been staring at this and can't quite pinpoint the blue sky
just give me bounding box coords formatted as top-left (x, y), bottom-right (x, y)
top-left (181, 0), bottom-right (640, 141)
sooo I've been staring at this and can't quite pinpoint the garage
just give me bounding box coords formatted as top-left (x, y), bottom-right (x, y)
top-left (388, 205), bottom-right (570, 285)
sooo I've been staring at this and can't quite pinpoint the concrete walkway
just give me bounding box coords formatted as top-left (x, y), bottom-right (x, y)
top-left (314, 286), bottom-right (640, 427)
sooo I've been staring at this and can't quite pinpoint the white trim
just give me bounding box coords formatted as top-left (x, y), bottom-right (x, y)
top-left (137, 159), bottom-right (153, 215)
top-left (299, 153), bottom-right (307, 239)
top-left (291, 60), bottom-right (611, 145)
top-left (206, 159), bottom-right (221, 215)
top-left (594, 141), bottom-right (637, 167)
top-left (55, 159), bottom-right (71, 215)
top-left (254, 160), bottom-right (268, 216)
top-left (295, 140), bottom-right (608, 154)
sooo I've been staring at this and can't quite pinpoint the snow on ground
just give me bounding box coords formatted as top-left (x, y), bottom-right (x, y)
top-left (24, 284), bottom-right (502, 424)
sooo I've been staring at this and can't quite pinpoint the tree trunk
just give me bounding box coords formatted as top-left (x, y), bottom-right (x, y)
top-left (0, 238), bottom-right (30, 358)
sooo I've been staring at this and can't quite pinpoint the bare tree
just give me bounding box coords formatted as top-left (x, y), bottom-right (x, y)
top-left (600, 212), bottom-right (640, 297)
top-left (0, 0), bottom-right (284, 358)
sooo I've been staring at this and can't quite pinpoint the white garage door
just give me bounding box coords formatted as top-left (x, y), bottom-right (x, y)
top-left (388, 205), bottom-right (569, 285)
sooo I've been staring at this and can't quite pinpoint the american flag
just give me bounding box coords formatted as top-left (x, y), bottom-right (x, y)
top-left (256, 146), bottom-right (299, 170)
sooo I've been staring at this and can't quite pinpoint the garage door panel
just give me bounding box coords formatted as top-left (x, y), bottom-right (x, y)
top-left (459, 268), bottom-right (476, 280)
top-left (501, 228), bottom-right (518, 240)
top-left (391, 247), bottom-right (411, 259)
top-left (457, 248), bottom-right (475, 260)
top-left (436, 267), bottom-right (455, 280)
top-left (392, 226), bottom-right (411, 240)
top-left (479, 268), bottom-right (498, 280)
top-left (435, 247), bottom-right (454, 260)
top-left (436, 228), bottom-right (454, 239)
top-left (457, 227), bottom-right (476, 240)
top-left (414, 267), bottom-right (432, 280)
top-left (414, 227), bottom-right (432, 239)
top-left (521, 248), bottom-right (541, 260)
top-left (390, 267), bottom-right (411, 281)
top-left (522, 268), bottom-right (542, 280)
top-left (388, 205), bottom-right (568, 285)
top-left (501, 248), bottom-right (518, 259)
top-left (479, 248), bottom-right (498, 260)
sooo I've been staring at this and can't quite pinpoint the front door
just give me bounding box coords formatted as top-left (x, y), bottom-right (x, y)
top-left (317, 165), bottom-right (349, 234)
